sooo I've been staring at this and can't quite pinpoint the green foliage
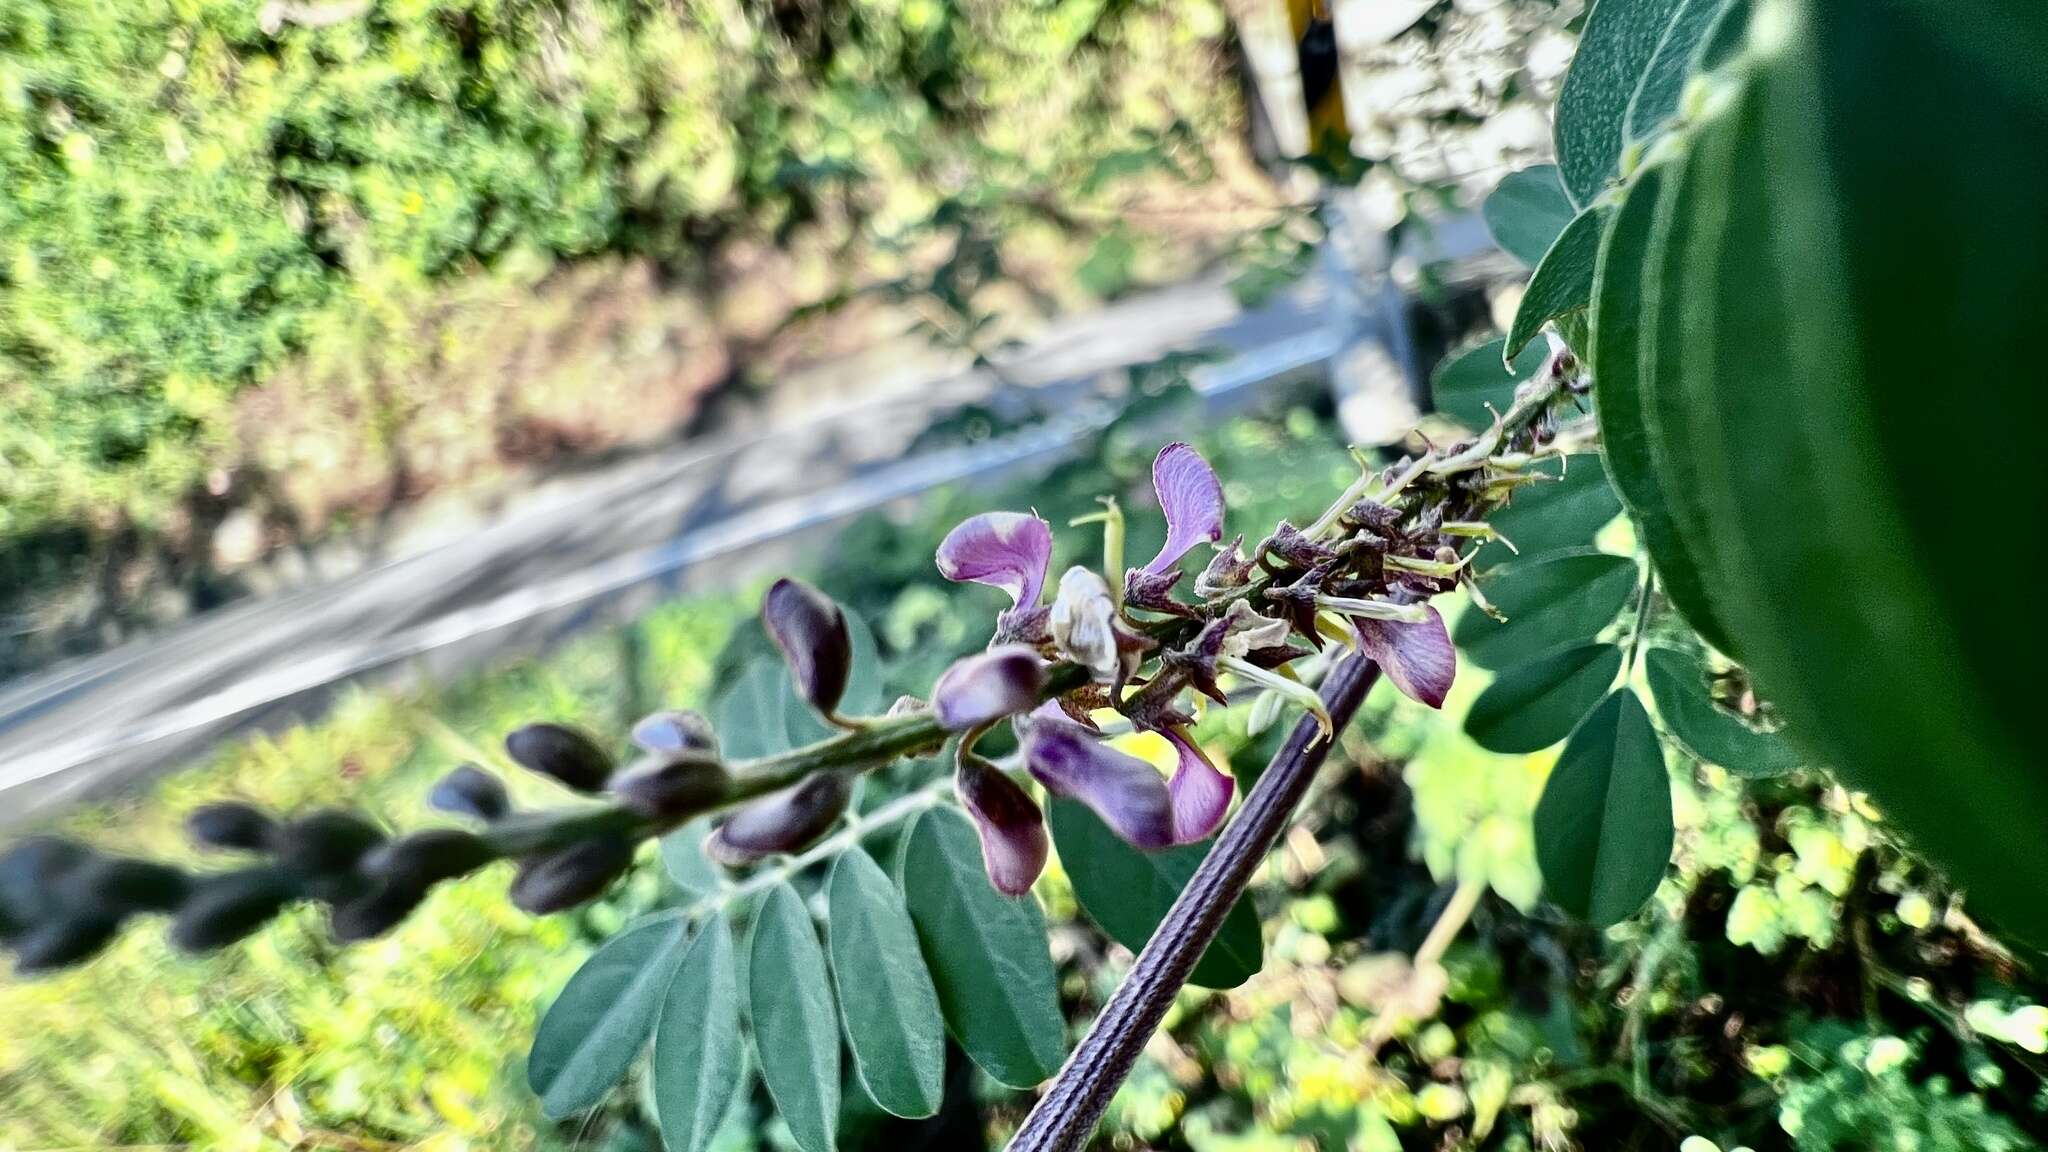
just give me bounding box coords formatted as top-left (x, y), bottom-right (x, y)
top-left (746, 883), bottom-right (840, 1152)
top-left (1429, 336), bottom-right (1549, 430)
top-left (653, 915), bottom-right (745, 1152)
top-left (1465, 642), bottom-right (1624, 754)
top-left (1643, 646), bottom-right (1797, 778)
top-left (1480, 164), bottom-right (1575, 268)
top-left (1504, 204), bottom-right (1609, 362)
top-left (1473, 455), bottom-right (1622, 572)
top-left (528, 915), bottom-right (689, 1118)
top-left (825, 851), bottom-right (946, 1120)
top-left (1532, 690), bottom-right (1674, 926)
top-left (1553, 0), bottom-right (1687, 206)
top-left (1455, 550), bottom-right (1639, 670)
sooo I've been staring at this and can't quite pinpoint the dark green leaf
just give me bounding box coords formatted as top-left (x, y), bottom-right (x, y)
top-left (1077, 230), bottom-right (1137, 298)
top-left (1475, 455), bottom-right (1622, 571)
top-left (1431, 337), bottom-right (1549, 430)
top-left (1690, 0), bottom-right (1751, 75)
top-left (895, 807), bottom-right (1065, 1088)
top-left (747, 883), bottom-right (841, 1152)
top-left (1505, 207), bottom-right (1610, 362)
top-left (827, 851), bottom-right (946, 1119)
top-left (659, 818), bottom-right (720, 902)
top-left (1642, 648), bottom-right (1797, 778)
top-left (714, 661), bottom-right (794, 761)
top-left (1046, 798), bottom-right (1262, 990)
top-left (1466, 643), bottom-right (1625, 754)
top-left (1534, 690), bottom-right (1673, 926)
top-left (654, 915), bottom-right (745, 1152)
top-left (1554, 0), bottom-right (1688, 205)
top-left (528, 915), bottom-right (688, 1118)
top-left (1483, 165), bottom-right (1576, 267)
top-left (1625, 0), bottom-right (1724, 143)
top-left (1455, 550), bottom-right (1639, 670)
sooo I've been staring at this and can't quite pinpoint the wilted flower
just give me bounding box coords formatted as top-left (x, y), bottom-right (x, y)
top-left (706, 772), bottom-right (852, 866)
top-left (1351, 606), bottom-right (1456, 709)
top-left (762, 578), bottom-right (854, 716)
top-left (1194, 534), bottom-right (1254, 597)
top-left (1048, 566), bottom-right (1119, 678)
top-left (955, 754), bottom-right (1049, 895)
top-left (932, 645), bottom-right (1048, 731)
top-left (1019, 704), bottom-right (1177, 849)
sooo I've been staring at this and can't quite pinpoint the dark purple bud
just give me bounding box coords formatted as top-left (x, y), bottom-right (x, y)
top-left (762, 578), bottom-right (854, 715)
top-left (12, 916), bottom-right (123, 974)
top-left (506, 723), bottom-right (615, 792)
top-left (1020, 706), bottom-right (1176, 850)
top-left (932, 645), bottom-right (1048, 731)
top-left (1255, 521), bottom-right (1337, 570)
top-left (631, 710), bottom-right (718, 758)
top-left (0, 836), bottom-right (93, 926)
top-left (171, 869), bottom-right (296, 953)
top-left (706, 773), bottom-right (852, 867)
top-left (185, 802), bottom-right (279, 852)
top-left (610, 754), bottom-right (731, 821)
top-left (273, 810), bottom-right (386, 878)
top-left (937, 512), bottom-right (1055, 609)
top-left (1144, 442), bottom-right (1225, 574)
top-left (430, 765), bottom-right (511, 821)
top-left (509, 839), bottom-right (636, 915)
top-left (330, 881), bottom-right (429, 943)
top-left (1353, 607), bottom-right (1456, 709)
top-left (1123, 567), bottom-right (1194, 616)
top-left (955, 755), bottom-right (1048, 896)
top-left (1194, 535), bottom-right (1254, 597)
top-left (63, 856), bottom-right (192, 916)
top-left (361, 829), bottom-right (494, 890)
top-left (1163, 729), bottom-right (1232, 844)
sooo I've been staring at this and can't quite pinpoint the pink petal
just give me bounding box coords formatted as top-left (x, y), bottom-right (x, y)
top-left (954, 756), bottom-right (1049, 896)
top-left (931, 646), bottom-right (1048, 731)
top-left (1164, 729), bottom-right (1233, 843)
top-left (936, 512), bottom-right (1054, 608)
top-left (1354, 607), bottom-right (1457, 708)
top-left (1144, 443), bottom-right (1225, 575)
top-left (1020, 713), bottom-right (1177, 850)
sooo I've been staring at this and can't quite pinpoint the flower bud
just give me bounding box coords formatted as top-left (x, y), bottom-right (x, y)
top-left (762, 578), bottom-right (853, 716)
top-left (429, 765), bottom-right (511, 822)
top-left (1049, 566), bottom-right (1119, 679)
top-left (274, 810), bottom-right (386, 878)
top-left (361, 829), bottom-right (494, 891)
top-left (62, 856), bottom-right (192, 916)
top-left (705, 773), bottom-right (852, 867)
top-left (505, 723), bottom-right (616, 792)
top-left (171, 869), bottom-right (296, 953)
top-left (330, 881), bottom-right (429, 943)
top-left (609, 754), bottom-right (731, 821)
top-left (0, 836), bottom-right (92, 926)
top-left (510, 839), bottom-right (635, 915)
top-left (932, 645), bottom-right (1047, 731)
top-left (631, 710), bottom-right (719, 758)
top-left (12, 915), bottom-right (123, 974)
top-left (185, 802), bottom-right (280, 852)
top-left (954, 756), bottom-right (1048, 896)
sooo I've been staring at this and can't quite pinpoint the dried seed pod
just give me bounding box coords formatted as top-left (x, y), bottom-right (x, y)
top-left (360, 829), bottom-right (494, 891)
top-left (329, 881), bottom-right (428, 943)
top-left (761, 578), bottom-right (853, 716)
top-left (609, 754), bottom-right (730, 821)
top-left (505, 723), bottom-right (615, 793)
top-left (706, 773), bottom-right (852, 867)
top-left (12, 915), bottom-right (123, 974)
top-left (0, 836), bottom-right (92, 926)
top-left (185, 802), bottom-right (280, 852)
top-left (509, 839), bottom-right (635, 915)
top-left (62, 856), bottom-right (191, 916)
top-left (429, 765), bottom-right (511, 822)
top-left (171, 869), bottom-right (296, 953)
top-left (630, 710), bottom-right (718, 758)
top-left (273, 810), bottom-right (386, 878)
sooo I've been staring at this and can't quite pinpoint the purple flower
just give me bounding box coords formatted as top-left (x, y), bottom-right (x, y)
top-left (1163, 728), bottom-right (1233, 843)
top-left (932, 645), bottom-right (1048, 731)
top-left (1020, 704), bottom-right (1176, 849)
top-left (1353, 607), bottom-right (1456, 709)
top-left (936, 512), bottom-right (1054, 609)
top-left (955, 755), bottom-right (1049, 895)
top-left (1143, 442), bottom-right (1225, 575)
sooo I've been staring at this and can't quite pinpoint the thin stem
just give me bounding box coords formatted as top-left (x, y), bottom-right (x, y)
top-left (1623, 565), bottom-right (1657, 674)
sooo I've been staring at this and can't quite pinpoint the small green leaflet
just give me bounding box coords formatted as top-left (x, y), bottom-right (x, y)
top-left (528, 915), bottom-right (688, 1118)
top-left (654, 915), bottom-right (744, 1152)
top-left (895, 807), bottom-right (1065, 1088)
top-left (1691, 0), bottom-right (1752, 76)
top-left (1642, 648), bottom-right (1798, 778)
top-left (1554, 0), bottom-right (1688, 206)
top-left (1504, 206), bottom-right (1610, 363)
top-left (1483, 165), bottom-right (1576, 267)
top-left (1465, 643), bottom-right (1624, 755)
top-left (1534, 690), bottom-right (1674, 926)
top-left (1077, 228), bottom-right (1137, 298)
top-left (747, 883), bottom-right (842, 1152)
top-left (1474, 455), bottom-right (1622, 571)
top-left (1454, 550), bottom-right (1639, 671)
top-left (826, 851), bottom-right (946, 1119)
top-left (1430, 337), bottom-right (1549, 430)
top-left (660, 816), bottom-right (721, 902)
top-left (1046, 797), bottom-right (1262, 989)
top-left (714, 661), bottom-right (795, 761)
top-left (1624, 0), bottom-right (1724, 144)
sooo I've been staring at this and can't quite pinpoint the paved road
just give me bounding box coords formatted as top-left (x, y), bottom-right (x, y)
top-left (0, 214), bottom-right (1496, 823)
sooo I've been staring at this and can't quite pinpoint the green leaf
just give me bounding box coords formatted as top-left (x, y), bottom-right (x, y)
top-left (827, 851), bottom-right (946, 1119)
top-left (653, 915), bottom-right (745, 1152)
top-left (1430, 337), bottom-right (1549, 430)
top-left (1533, 690), bottom-right (1673, 926)
top-left (1504, 207), bottom-right (1610, 362)
top-left (785, 612), bottom-right (883, 745)
top-left (1076, 229), bottom-right (1137, 298)
top-left (895, 807), bottom-right (1065, 1088)
top-left (528, 915), bottom-right (688, 1118)
top-left (1474, 455), bottom-right (1622, 571)
top-left (1465, 643), bottom-right (1624, 754)
top-left (747, 883), bottom-right (841, 1152)
top-left (1482, 165), bottom-right (1576, 267)
top-left (1454, 550), bottom-right (1639, 671)
top-left (1046, 797), bottom-right (1262, 990)
top-left (660, 817), bottom-right (720, 902)
top-left (1642, 648), bottom-right (1797, 778)
top-left (715, 661), bottom-right (795, 761)
top-left (1624, 0), bottom-right (1724, 144)
top-left (1554, 0), bottom-right (1687, 206)
top-left (1690, 0), bottom-right (1751, 76)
